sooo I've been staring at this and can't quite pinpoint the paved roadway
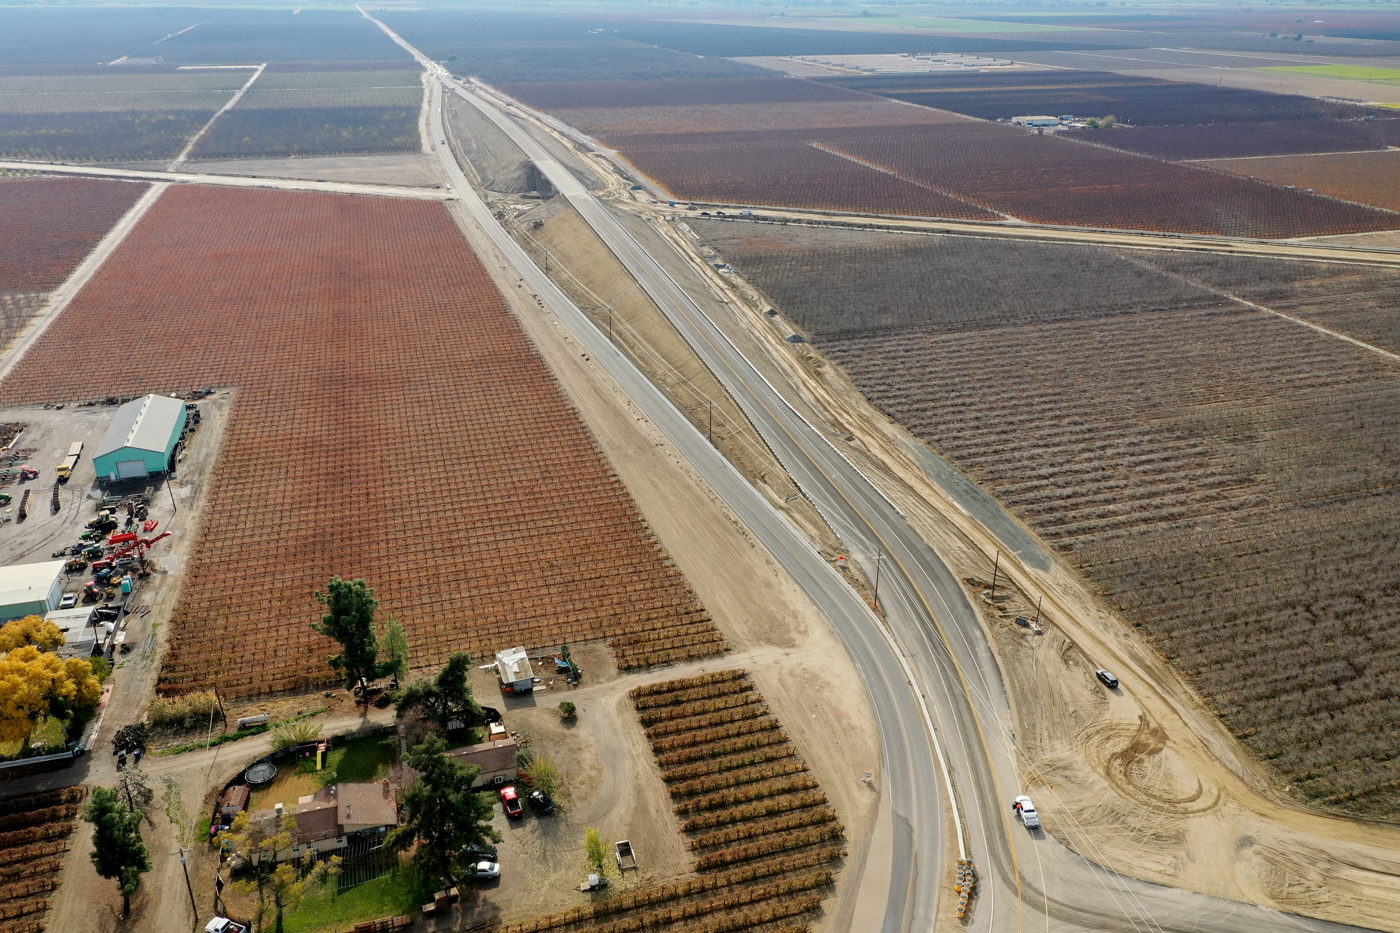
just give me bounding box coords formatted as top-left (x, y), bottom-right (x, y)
top-left (0, 160), bottom-right (450, 201)
top-left (367, 13), bottom-right (1379, 931)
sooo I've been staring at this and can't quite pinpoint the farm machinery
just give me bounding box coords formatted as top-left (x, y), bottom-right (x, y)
top-left (92, 531), bottom-right (171, 575)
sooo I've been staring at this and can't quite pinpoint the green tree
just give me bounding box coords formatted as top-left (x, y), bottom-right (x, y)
top-left (383, 617), bottom-right (410, 686)
top-left (395, 651), bottom-right (480, 731)
top-left (313, 576), bottom-right (389, 703)
top-left (521, 752), bottom-right (565, 805)
top-left (387, 734), bottom-right (499, 885)
top-left (83, 786), bottom-right (152, 918)
top-left (584, 827), bottom-right (609, 872)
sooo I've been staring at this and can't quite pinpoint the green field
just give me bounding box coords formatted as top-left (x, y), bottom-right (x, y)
top-left (1262, 64), bottom-right (1400, 84)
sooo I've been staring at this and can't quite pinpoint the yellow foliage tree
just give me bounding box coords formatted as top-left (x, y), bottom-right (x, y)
top-left (0, 615), bottom-right (65, 653)
top-left (0, 645), bottom-right (102, 745)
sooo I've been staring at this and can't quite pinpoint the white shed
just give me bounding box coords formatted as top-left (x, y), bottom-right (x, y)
top-left (495, 646), bottom-right (535, 693)
top-left (0, 560), bottom-right (65, 621)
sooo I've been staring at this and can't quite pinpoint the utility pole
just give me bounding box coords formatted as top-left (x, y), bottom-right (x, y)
top-left (167, 477), bottom-right (177, 514)
top-left (707, 402), bottom-right (713, 442)
top-left (178, 849), bottom-right (197, 919)
top-left (1034, 595), bottom-right (1042, 628)
top-left (873, 547), bottom-right (883, 610)
top-left (608, 308), bottom-right (613, 342)
top-left (990, 549), bottom-right (1000, 599)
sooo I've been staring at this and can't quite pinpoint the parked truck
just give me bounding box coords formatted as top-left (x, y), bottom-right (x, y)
top-left (56, 442), bottom-right (83, 482)
top-left (1013, 795), bottom-right (1040, 830)
top-left (615, 840), bottom-right (637, 871)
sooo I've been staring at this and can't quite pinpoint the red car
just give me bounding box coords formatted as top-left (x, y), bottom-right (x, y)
top-left (500, 786), bottom-right (523, 819)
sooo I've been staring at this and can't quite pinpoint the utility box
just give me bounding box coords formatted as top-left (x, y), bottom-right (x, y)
top-left (494, 646), bottom-right (534, 693)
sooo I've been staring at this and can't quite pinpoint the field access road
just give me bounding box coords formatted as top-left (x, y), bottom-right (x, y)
top-left (362, 10), bottom-right (1376, 931)
top-left (0, 160), bottom-right (450, 201)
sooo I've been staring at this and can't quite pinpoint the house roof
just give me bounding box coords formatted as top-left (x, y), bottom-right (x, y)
top-left (95, 395), bottom-right (185, 458)
top-left (309, 782), bottom-right (398, 830)
top-left (446, 737), bottom-right (518, 775)
top-left (292, 802), bottom-right (341, 845)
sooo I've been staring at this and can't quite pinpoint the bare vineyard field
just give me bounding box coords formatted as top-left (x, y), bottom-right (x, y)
top-left (497, 671), bottom-right (840, 933)
top-left (622, 136), bottom-right (999, 219)
top-left (820, 70), bottom-right (1368, 125)
top-left (1132, 250), bottom-right (1400, 353)
top-left (691, 220), bottom-right (1224, 335)
top-left (1208, 149), bottom-right (1400, 213)
top-left (0, 186), bottom-right (723, 698)
top-left (827, 308), bottom-right (1400, 816)
top-left (0, 111), bottom-right (215, 162)
top-left (233, 69), bottom-right (422, 110)
top-left (543, 100), bottom-right (957, 138)
top-left (0, 177), bottom-right (147, 293)
top-left (501, 78), bottom-right (862, 111)
top-left (1103, 119), bottom-right (1400, 161)
top-left (189, 106), bottom-right (420, 159)
top-left (706, 225), bottom-right (1400, 815)
top-left (0, 72), bottom-right (240, 114)
top-left (0, 787), bottom-right (86, 932)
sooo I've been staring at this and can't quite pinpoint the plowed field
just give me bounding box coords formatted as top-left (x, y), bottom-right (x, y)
top-left (0, 186), bottom-right (723, 698)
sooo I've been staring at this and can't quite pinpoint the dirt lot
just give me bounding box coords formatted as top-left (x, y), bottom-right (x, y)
top-left (650, 208), bottom-right (1400, 929)
top-left (187, 153), bottom-right (444, 187)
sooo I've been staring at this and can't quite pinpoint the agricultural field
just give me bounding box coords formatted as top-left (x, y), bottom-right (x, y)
top-left (0, 177), bottom-right (147, 294)
top-left (0, 185), bottom-right (724, 698)
top-left (0, 69), bottom-right (240, 162)
top-left (0, 787), bottom-right (86, 931)
top-left (188, 66), bottom-right (422, 159)
top-left (497, 670), bottom-right (842, 933)
top-left (700, 221), bottom-right (1400, 816)
top-left (1130, 250), bottom-right (1400, 354)
top-left (0, 72), bottom-right (240, 113)
top-left (1101, 119), bottom-right (1400, 161)
top-left (1207, 149), bottom-right (1400, 213)
top-left (513, 76), bottom-right (1397, 235)
top-left (820, 70), bottom-right (1363, 125)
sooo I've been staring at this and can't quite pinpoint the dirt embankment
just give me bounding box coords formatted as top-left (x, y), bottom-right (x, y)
top-left (643, 210), bottom-right (1400, 931)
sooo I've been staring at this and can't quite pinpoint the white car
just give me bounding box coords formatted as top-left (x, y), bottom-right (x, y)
top-left (59, 593), bottom-right (78, 609)
top-left (1013, 795), bottom-right (1040, 829)
top-left (468, 860), bottom-right (500, 880)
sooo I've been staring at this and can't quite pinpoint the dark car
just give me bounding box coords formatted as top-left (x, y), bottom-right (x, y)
top-left (500, 785), bottom-right (523, 819)
top-left (528, 790), bottom-right (555, 815)
top-left (1095, 669), bottom-right (1119, 689)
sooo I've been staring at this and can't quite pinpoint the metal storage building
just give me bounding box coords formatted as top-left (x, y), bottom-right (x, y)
top-left (0, 560), bottom-right (65, 621)
top-left (93, 395), bottom-right (187, 482)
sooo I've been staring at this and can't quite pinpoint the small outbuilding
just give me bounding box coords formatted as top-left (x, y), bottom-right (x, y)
top-left (495, 646), bottom-right (535, 693)
top-left (0, 560), bottom-right (65, 622)
top-left (93, 395), bottom-right (187, 482)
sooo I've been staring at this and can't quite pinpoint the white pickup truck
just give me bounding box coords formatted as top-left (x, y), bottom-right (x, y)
top-left (206, 918), bottom-right (250, 933)
top-left (1013, 795), bottom-right (1040, 830)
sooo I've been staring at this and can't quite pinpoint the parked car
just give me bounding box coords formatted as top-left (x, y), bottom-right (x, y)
top-left (467, 860), bottom-right (500, 880)
top-left (1095, 669), bottom-right (1119, 689)
top-left (528, 790), bottom-right (555, 815)
top-left (463, 842), bottom-right (497, 860)
top-left (59, 593), bottom-right (78, 609)
top-left (1012, 795), bottom-right (1040, 829)
top-left (500, 785), bottom-right (523, 819)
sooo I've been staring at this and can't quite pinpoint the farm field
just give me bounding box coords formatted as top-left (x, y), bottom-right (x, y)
top-left (1262, 64), bottom-right (1400, 84)
top-left (1207, 149), bottom-right (1400, 213)
top-left (1101, 119), bottom-right (1400, 161)
top-left (498, 670), bottom-right (842, 933)
top-left (512, 76), bottom-right (1398, 235)
top-left (0, 185), bottom-right (724, 699)
top-left (0, 177), bottom-right (147, 294)
top-left (1130, 250), bottom-right (1400, 354)
top-left (0, 111), bottom-right (216, 163)
top-left (701, 221), bottom-right (1400, 817)
top-left (818, 70), bottom-right (1366, 125)
top-left (189, 66), bottom-right (422, 159)
top-left (0, 787), bottom-right (86, 931)
top-left (0, 72), bottom-right (240, 113)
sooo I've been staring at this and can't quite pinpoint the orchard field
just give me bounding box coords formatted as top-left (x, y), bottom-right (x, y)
top-left (0, 186), bottom-right (724, 699)
top-left (1208, 149), bottom-right (1400, 214)
top-left (702, 221), bottom-right (1400, 817)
